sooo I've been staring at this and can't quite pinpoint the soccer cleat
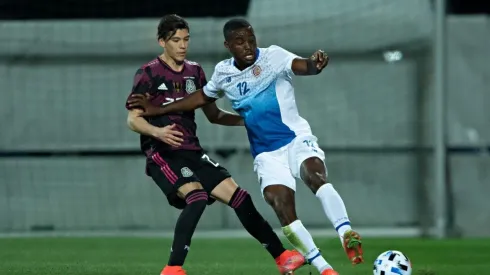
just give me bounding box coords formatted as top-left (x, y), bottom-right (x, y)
top-left (161, 265), bottom-right (187, 275)
top-left (275, 249), bottom-right (306, 274)
top-left (321, 268), bottom-right (339, 275)
top-left (343, 230), bottom-right (364, 265)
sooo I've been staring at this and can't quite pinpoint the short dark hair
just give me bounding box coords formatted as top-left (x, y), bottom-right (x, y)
top-left (223, 18), bottom-right (251, 41)
top-left (157, 14), bottom-right (189, 41)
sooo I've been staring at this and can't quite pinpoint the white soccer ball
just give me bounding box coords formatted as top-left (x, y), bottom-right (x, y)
top-left (373, 250), bottom-right (412, 275)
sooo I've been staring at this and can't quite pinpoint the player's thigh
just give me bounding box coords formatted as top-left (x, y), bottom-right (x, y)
top-left (254, 148), bottom-right (296, 198)
top-left (255, 149), bottom-right (298, 225)
top-left (192, 152), bottom-right (231, 205)
top-left (207, 177), bottom-right (239, 205)
top-left (176, 181), bottom-right (204, 197)
top-left (147, 153), bottom-right (203, 209)
top-left (288, 135), bottom-right (328, 180)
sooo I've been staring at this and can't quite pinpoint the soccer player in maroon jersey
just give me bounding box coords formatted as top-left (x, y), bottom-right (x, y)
top-left (125, 14), bottom-right (305, 275)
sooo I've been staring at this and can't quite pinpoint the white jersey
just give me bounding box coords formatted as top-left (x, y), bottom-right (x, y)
top-left (203, 45), bottom-right (312, 158)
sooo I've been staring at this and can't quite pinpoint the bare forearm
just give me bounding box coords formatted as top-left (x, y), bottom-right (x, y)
top-left (292, 58), bottom-right (321, 76)
top-left (127, 113), bottom-right (158, 137)
top-left (305, 59), bottom-right (321, 75)
top-left (154, 90), bottom-right (212, 116)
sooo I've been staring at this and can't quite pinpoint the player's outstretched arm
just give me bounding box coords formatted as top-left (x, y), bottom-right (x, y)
top-left (291, 50), bottom-right (329, 76)
top-left (201, 103), bottom-right (244, 126)
top-left (127, 89), bottom-right (215, 117)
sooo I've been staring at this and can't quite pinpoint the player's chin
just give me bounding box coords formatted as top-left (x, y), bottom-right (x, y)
top-left (241, 57), bottom-right (255, 65)
top-left (173, 54), bottom-right (186, 62)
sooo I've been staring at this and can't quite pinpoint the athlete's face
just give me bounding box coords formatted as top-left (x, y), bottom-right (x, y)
top-left (225, 26), bottom-right (257, 68)
top-left (159, 29), bottom-right (190, 63)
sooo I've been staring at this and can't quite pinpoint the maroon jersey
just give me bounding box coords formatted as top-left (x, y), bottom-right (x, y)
top-left (126, 57), bottom-right (207, 156)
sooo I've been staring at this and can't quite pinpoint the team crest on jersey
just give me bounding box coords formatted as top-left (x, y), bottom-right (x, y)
top-left (185, 79), bottom-right (196, 93)
top-left (181, 167), bottom-right (194, 177)
top-left (173, 82), bottom-right (182, 93)
top-left (252, 65), bottom-right (262, 77)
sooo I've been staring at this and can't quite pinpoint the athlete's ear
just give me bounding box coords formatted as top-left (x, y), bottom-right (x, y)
top-left (158, 38), bottom-right (166, 49)
top-left (224, 40), bottom-right (230, 50)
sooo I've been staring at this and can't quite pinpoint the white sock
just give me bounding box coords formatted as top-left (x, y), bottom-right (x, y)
top-left (282, 220), bottom-right (333, 273)
top-left (315, 183), bottom-right (352, 239)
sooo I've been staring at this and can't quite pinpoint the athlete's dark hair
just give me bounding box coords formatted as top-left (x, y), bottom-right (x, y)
top-left (223, 18), bottom-right (252, 41)
top-left (157, 14), bottom-right (189, 41)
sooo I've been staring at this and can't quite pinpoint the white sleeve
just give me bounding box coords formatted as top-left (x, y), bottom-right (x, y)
top-left (202, 70), bottom-right (223, 99)
top-left (268, 45), bottom-right (300, 75)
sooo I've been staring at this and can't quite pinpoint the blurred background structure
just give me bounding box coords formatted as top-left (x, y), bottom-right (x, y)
top-left (0, 0), bottom-right (489, 238)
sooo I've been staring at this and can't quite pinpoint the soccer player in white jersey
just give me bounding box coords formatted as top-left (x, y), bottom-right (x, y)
top-left (128, 18), bottom-right (363, 275)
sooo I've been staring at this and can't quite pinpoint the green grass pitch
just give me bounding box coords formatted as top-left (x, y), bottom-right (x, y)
top-left (1, 237), bottom-right (489, 274)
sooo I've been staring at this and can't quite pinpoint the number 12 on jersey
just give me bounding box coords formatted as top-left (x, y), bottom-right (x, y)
top-left (237, 81), bottom-right (250, 95)
top-left (303, 140), bottom-right (318, 153)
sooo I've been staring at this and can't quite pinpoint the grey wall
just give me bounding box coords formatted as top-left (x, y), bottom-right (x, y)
top-left (0, 4), bottom-right (488, 237)
top-left (0, 59), bottom-right (420, 150)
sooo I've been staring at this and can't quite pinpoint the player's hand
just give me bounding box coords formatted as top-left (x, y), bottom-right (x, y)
top-left (152, 124), bottom-right (184, 147)
top-left (310, 50), bottom-right (329, 71)
top-left (127, 93), bottom-right (160, 116)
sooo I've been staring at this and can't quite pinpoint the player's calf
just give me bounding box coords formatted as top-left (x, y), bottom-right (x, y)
top-left (227, 187), bottom-right (287, 259)
top-left (263, 185), bottom-right (298, 226)
top-left (211, 179), bottom-right (305, 273)
top-left (300, 157), bottom-right (352, 237)
top-left (263, 185), bottom-right (333, 274)
top-left (300, 157), bottom-right (363, 264)
top-left (167, 186), bottom-right (208, 268)
top-left (207, 181), bottom-right (304, 274)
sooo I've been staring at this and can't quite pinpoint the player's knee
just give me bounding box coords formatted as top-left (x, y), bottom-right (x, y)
top-left (183, 189), bottom-right (209, 206)
top-left (210, 177), bottom-right (239, 205)
top-left (300, 158), bottom-right (328, 193)
top-left (177, 182), bottom-right (204, 198)
top-left (228, 187), bottom-right (251, 209)
top-left (305, 174), bottom-right (328, 194)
